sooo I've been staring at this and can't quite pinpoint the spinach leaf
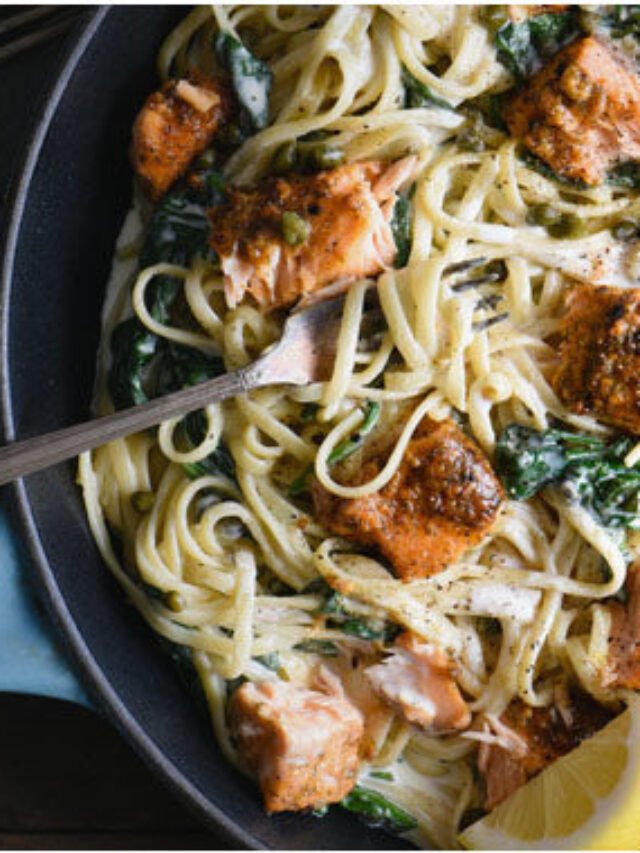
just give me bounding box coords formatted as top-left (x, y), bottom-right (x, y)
top-left (608, 161), bottom-right (640, 190)
top-left (519, 148), bottom-right (588, 189)
top-left (402, 67), bottom-right (454, 111)
top-left (140, 169), bottom-right (225, 269)
top-left (288, 401), bottom-right (381, 495)
top-left (154, 343), bottom-right (225, 397)
top-left (108, 169), bottom-right (226, 411)
top-left (108, 318), bottom-right (159, 409)
top-left (391, 193), bottom-right (412, 268)
top-left (495, 423), bottom-right (603, 500)
top-left (341, 786), bottom-right (417, 832)
top-left (156, 636), bottom-right (209, 717)
top-left (327, 401), bottom-right (381, 464)
top-left (495, 424), bottom-right (640, 531)
top-left (595, 5), bottom-right (640, 39)
top-left (152, 343), bottom-right (235, 480)
top-left (494, 11), bottom-right (581, 79)
top-left (215, 31), bottom-right (272, 132)
top-left (323, 592), bottom-right (399, 642)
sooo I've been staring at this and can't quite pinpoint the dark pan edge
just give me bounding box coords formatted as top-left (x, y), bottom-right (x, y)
top-left (0, 10), bottom-right (262, 850)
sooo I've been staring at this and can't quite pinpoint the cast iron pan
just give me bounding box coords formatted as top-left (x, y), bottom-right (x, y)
top-left (0, 7), bottom-right (411, 849)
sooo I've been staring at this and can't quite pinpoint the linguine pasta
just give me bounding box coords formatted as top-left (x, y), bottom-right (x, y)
top-left (78, 6), bottom-right (640, 847)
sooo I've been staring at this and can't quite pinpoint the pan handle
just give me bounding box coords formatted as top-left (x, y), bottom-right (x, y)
top-left (0, 506), bottom-right (92, 707)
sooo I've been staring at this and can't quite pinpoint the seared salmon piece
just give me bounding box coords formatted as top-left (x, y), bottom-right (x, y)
top-left (553, 283), bottom-right (640, 434)
top-left (132, 74), bottom-right (229, 200)
top-left (505, 36), bottom-right (640, 185)
top-left (364, 632), bottom-right (471, 732)
top-left (478, 694), bottom-right (614, 810)
top-left (208, 157), bottom-right (416, 311)
top-left (312, 416), bottom-right (503, 580)
top-left (228, 671), bottom-right (363, 813)
top-left (604, 565), bottom-right (640, 689)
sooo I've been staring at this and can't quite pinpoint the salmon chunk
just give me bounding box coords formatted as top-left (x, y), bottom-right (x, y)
top-left (553, 283), bottom-right (640, 434)
top-left (228, 672), bottom-right (363, 813)
top-left (604, 565), bottom-right (640, 690)
top-left (208, 157), bottom-right (416, 311)
top-left (478, 694), bottom-right (614, 810)
top-left (505, 36), bottom-right (640, 185)
top-left (364, 632), bottom-right (471, 732)
top-left (132, 74), bottom-right (229, 200)
top-left (312, 417), bottom-right (503, 580)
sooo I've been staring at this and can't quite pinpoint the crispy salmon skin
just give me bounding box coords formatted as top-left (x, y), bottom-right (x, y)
top-left (313, 416), bottom-right (503, 580)
top-left (505, 36), bottom-right (640, 185)
top-left (132, 74), bottom-right (230, 200)
top-left (209, 157), bottom-right (416, 311)
top-left (553, 283), bottom-right (640, 434)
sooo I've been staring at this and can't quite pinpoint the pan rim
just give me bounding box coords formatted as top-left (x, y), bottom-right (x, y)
top-left (0, 9), bottom-right (263, 849)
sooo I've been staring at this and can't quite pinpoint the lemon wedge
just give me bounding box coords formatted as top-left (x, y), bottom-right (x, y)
top-left (459, 696), bottom-right (640, 850)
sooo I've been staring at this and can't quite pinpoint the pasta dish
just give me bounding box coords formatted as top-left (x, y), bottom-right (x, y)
top-left (78, 5), bottom-right (640, 847)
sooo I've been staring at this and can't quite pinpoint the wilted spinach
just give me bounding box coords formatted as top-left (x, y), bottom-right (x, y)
top-left (594, 5), bottom-right (640, 39)
top-left (608, 161), bottom-right (640, 191)
top-left (341, 786), bottom-right (417, 832)
top-left (323, 592), bottom-right (400, 643)
top-left (215, 31), bottom-right (272, 133)
top-left (493, 10), bottom-right (581, 79)
top-left (495, 424), bottom-right (640, 531)
top-left (402, 67), bottom-right (454, 111)
top-left (108, 169), bottom-right (225, 411)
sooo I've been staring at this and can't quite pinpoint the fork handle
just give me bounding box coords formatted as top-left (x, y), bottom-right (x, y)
top-left (0, 366), bottom-right (253, 486)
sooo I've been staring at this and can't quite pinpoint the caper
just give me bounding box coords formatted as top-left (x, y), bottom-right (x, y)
top-left (131, 490), bottom-right (155, 513)
top-left (271, 141), bottom-right (298, 175)
top-left (479, 5), bottom-right (509, 33)
top-left (527, 204), bottom-right (563, 228)
top-left (282, 211), bottom-right (311, 246)
top-left (611, 219), bottom-right (639, 242)
top-left (548, 213), bottom-right (587, 239)
top-left (303, 143), bottom-right (345, 172)
top-left (165, 590), bottom-right (186, 613)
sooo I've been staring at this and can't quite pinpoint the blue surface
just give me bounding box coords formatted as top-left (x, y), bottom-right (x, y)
top-left (0, 504), bottom-right (90, 707)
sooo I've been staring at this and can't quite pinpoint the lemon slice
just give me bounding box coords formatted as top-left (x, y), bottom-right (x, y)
top-left (460, 696), bottom-right (640, 850)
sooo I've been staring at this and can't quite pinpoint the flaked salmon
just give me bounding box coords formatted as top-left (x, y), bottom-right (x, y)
top-left (228, 670), bottom-right (363, 813)
top-left (312, 416), bottom-right (503, 580)
top-left (364, 632), bottom-right (471, 732)
top-left (132, 74), bottom-right (230, 200)
top-left (208, 157), bottom-right (417, 311)
top-left (505, 36), bottom-right (640, 185)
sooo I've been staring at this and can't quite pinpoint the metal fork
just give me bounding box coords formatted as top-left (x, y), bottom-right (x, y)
top-left (0, 259), bottom-right (508, 485)
top-left (0, 295), bottom-right (347, 485)
top-left (0, 6), bottom-right (86, 65)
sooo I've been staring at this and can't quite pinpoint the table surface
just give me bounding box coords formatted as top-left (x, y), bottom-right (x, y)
top-left (0, 11), bottom-right (233, 850)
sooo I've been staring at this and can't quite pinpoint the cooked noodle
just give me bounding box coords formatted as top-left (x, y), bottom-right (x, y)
top-left (78, 6), bottom-right (640, 847)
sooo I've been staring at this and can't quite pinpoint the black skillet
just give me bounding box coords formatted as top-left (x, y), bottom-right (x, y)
top-left (0, 7), bottom-right (411, 849)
